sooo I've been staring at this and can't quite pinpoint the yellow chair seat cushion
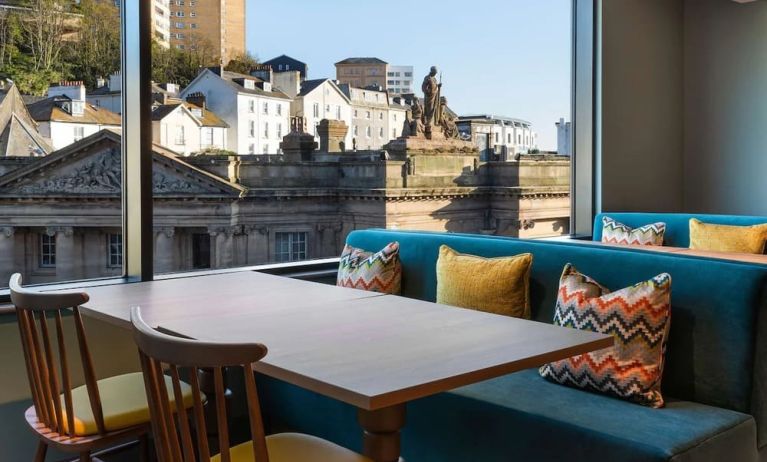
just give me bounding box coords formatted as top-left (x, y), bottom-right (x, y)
top-left (212, 433), bottom-right (372, 462)
top-left (60, 372), bottom-right (197, 436)
top-left (689, 218), bottom-right (767, 254)
top-left (436, 245), bottom-right (533, 318)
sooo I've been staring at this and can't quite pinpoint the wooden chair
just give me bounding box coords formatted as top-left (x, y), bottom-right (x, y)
top-left (131, 306), bottom-right (373, 462)
top-left (10, 273), bottom-right (194, 462)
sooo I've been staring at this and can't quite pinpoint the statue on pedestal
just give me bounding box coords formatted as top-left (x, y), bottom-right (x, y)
top-left (439, 97), bottom-right (459, 139)
top-left (421, 66), bottom-right (442, 139)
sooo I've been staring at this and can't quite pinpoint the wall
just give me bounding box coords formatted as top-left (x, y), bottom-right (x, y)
top-left (599, 0), bottom-right (684, 212)
top-left (683, 0), bottom-right (767, 214)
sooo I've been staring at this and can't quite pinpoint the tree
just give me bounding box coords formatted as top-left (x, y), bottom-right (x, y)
top-left (224, 51), bottom-right (260, 75)
top-left (151, 34), bottom-right (219, 87)
top-left (0, 11), bottom-right (22, 70)
top-left (19, 0), bottom-right (68, 73)
top-left (66, 0), bottom-right (121, 89)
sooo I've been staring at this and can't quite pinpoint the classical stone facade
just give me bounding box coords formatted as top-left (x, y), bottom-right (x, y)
top-left (0, 127), bottom-right (570, 288)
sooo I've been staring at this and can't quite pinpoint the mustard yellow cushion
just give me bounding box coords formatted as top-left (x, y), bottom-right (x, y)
top-left (689, 218), bottom-right (767, 254)
top-left (212, 433), bottom-right (372, 462)
top-left (436, 245), bottom-right (533, 318)
top-left (60, 372), bottom-right (198, 436)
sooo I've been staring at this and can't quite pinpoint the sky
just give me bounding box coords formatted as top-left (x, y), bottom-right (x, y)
top-left (247, 0), bottom-right (571, 151)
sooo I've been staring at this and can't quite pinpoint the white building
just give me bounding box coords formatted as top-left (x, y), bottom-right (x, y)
top-left (338, 84), bottom-right (407, 150)
top-left (180, 68), bottom-right (291, 155)
top-left (457, 115), bottom-right (539, 160)
top-left (28, 82), bottom-right (121, 151)
top-left (152, 0), bottom-right (172, 47)
top-left (556, 117), bottom-right (572, 156)
top-left (87, 73), bottom-right (181, 116)
top-left (292, 79), bottom-right (353, 149)
top-left (387, 65), bottom-right (415, 95)
top-left (151, 98), bottom-right (229, 156)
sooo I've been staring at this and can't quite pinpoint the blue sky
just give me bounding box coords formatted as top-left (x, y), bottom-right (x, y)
top-left (247, 0), bottom-right (571, 150)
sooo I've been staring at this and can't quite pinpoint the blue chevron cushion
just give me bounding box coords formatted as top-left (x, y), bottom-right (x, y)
top-left (601, 216), bottom-right (666, 246)
top-left (337, 241), bottom-right (402, 294)
top-left (540, 264), bottom-right (672, 408)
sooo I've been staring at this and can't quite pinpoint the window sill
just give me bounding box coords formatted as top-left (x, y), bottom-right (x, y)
top-left (0, 258), bottom-right (340, 305)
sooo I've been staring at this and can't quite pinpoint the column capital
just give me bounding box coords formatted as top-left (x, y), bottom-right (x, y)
top-left (46, 226), bottom-right (74, 237)
top-left (0, 226), bottom-right (14, 238)
top-left (154, 227), bottom-right (175, 238)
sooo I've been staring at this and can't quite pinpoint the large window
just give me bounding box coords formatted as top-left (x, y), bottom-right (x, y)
top-left (107, 233), bottom-right (122, 268)
top-left (275, 232), bottom-right (308, 263)
top-left (40, 234), bottom-right (56, 268)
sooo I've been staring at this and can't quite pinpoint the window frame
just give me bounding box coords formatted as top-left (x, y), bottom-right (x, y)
top-left (39, 233), bottom-right (56, 269)
top-left (0, 0), bottom-right (592, 301)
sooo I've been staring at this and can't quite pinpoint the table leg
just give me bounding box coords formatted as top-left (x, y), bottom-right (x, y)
top-left (357, 404), bottom-right (406, 462)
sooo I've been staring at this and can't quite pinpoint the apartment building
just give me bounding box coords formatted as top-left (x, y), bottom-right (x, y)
top-left (335, 58), bottom-right (389, 90)
top-left (180, 68), bottom-right (291, 155)
top-left (168, 0), bottom-right (245, 63)
top-left (387, 65), bottom-right (415, 95)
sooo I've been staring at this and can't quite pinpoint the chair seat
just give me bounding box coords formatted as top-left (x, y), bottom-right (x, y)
top-left (60, 372), bottom-right (197, 436)
top-left (211, 433), bottom-right (372, 462)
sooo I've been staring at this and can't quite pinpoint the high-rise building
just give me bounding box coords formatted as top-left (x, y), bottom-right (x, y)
top-left (151, 0), bottom-right (172, 47)
top-left (167, 0), bottom-right (246, 64)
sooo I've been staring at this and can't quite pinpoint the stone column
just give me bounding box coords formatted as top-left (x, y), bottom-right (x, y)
top-left (50, 227), bottom-right (76, 281)
top-left (318, 119), bottom-right (349, 153)
top-left (209, 227), bottom-right (235, 269)
top-left (245, 226), bottom-right (269, 266)
top-left (0, 227), bottom-right (16, 286)
top-left (154, 227), bottom-right (175, 274)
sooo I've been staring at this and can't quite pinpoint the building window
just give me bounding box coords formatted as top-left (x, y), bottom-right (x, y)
top-left (175, 22), bottom-right (184, 28)
top-left (313, 103), bottom-right (319, 118)
top-left (249, 120), bottom-right (255, 138)
top-left (353, 125), bottom-right (358, 136)
top-left (40, 234), bottom-right (56, 268)
top-left (366, 111), bottom-right (371, 120)
top-left (336, 106), bottom-right (341, 120)
top-left (263, 122), bottom-right (269, 138)
top-left (107, 233), bottom-right (122, 268)
top-left (379, 112), bottom-right (384, 120)
top-left (354, 109), bottom-right (358, 118)
top-left (495, 133), bottom-right (499, 143)
top-left (263, 102), bottom-right (269, 115)
top-left (248, 143), bottom-right (255, 154)
top-left (190, 23), bottom-right (197, 29)
top-left (393, 128), bottom-right (397, 138)
top-left (277, 104), bottom-right (282, 116)
top-left (275, 232), bottom-right (307, 263)
top-left (366, 126), bottom-right (371, 138)
top-left (263, 144), bottom-right (269, 154)
top-left (203, 127), bottom-right (214, 146)
top-left (175, 125), bottom-right (185, 145)
top-left (379, 127), bottom-right (384, 138)
top-left (276, 123), bottom-right (282, 139)
top-left (325, 104), bottom-right (331, 114)
top-left (248, 100), bottom-right (255, 113)
top-left (73, 126), bottom-right (85, 142)
top-left (192, 233), bottom-right (210, 269)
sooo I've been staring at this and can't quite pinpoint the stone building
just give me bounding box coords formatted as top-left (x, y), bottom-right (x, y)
top-left (335, 58), bottom-right (389, 90)
top-left (0, 82), bottom-right (51, 157)
top-left (0, 124), bottom-right (570, 288)
top-left (338, 84), bottom-right (408, 150)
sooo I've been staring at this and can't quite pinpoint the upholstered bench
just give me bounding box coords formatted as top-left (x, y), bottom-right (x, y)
top-left (257, 230), bottom-right (767, 462)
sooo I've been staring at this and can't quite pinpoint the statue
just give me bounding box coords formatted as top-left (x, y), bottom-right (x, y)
top-left (421, 66), bottom-right (442, 138)
top-left (439, 97), bottom-right (459, 139)
top-left (408, 98), bottom-right (426, 136)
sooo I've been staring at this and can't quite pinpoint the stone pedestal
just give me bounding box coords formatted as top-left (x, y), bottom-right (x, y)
top-left (281, 117), bottom-right (318, 162)
top-left (318, 119), bottom-right (349, 153)
top-left (384, 134), bottom-right (477, 160)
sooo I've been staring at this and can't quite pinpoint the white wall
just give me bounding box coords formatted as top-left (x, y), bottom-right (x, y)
top-left (237, 94), bottom-right (290, 155)
top-left (46, 122), bottom-right (118, 150)
top-left (683, 0), bottom-right (767, 214)
top-left (152, 107), bottom-right (227, 156)
top-left (292, 81), bottom-right (353, 149)
top-left (87, 94), bottom-right (121, 115)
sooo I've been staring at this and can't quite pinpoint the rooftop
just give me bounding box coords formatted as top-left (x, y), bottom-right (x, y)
top-left (335, 57), bottom-right (388, 66)
top-left (27, 96), bottom-right (122, 125)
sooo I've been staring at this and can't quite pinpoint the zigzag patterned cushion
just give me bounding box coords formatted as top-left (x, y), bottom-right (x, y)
top-left (539, 264), bottom-right (672, 408)
top-left (601, 216), bottom-right (666, 246)
top-left (337, 242), bottom-right (401, 294)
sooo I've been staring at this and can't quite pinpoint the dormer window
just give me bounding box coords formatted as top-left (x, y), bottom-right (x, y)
top-left (190, 108), bottom-right (203, 118)
top-left (71, 101), bottom-right (85, 116)
top-left (243, 80), bottom-right (255, 90)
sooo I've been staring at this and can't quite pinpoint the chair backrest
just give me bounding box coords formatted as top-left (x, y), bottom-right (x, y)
top-left (131, 306), bottom-right (270, 462)
top-left (9, 273), bottom-right (103, 437)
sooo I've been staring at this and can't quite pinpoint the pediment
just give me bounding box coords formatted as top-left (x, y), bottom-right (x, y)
top-left (0, 130), bottom-right (244, 198)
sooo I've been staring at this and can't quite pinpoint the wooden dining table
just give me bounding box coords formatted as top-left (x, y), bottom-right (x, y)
top-left (64, 270), bottom-right (613, 462)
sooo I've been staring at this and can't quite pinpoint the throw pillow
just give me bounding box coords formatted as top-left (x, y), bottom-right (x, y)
top-left (337, 242), bottom-right (402, 294)
top-left (601, 216), bottom-right (666, 246)
top-left (539, 264), bottom-right (672, 408)
top-left (436, 245), bottom-right (533, 319)
top-left (689, 218), bottom-right (767, 254)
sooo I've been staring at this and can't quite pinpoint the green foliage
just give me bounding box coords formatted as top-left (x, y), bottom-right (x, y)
top-left (223, 51), bottom-right (260, 75)
top-left (151, 39), bottom-right (217, 88)
top-left (64, 0), bottom-right (121, 89)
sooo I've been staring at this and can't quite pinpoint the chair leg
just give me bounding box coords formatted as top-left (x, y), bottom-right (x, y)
top-left (139, 433), bottom-right (151, 462)
top-left (34, 441), bottom-right (47, 462)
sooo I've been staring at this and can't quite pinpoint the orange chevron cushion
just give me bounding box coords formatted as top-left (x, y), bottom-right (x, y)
top-left (540, 264), bottom-right (672, 408)
top-left (601, 216), bottom-right (666, 246)
top-left (436, 246), bottom-right (533, 319)
top-left (337, 242), bottom-right (401, 294)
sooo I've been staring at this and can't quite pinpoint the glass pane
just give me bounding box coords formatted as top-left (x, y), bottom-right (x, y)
top-left (0, 0), bottom-right (123, 288)
top-left (152, 0), bottom-right (572, 275)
